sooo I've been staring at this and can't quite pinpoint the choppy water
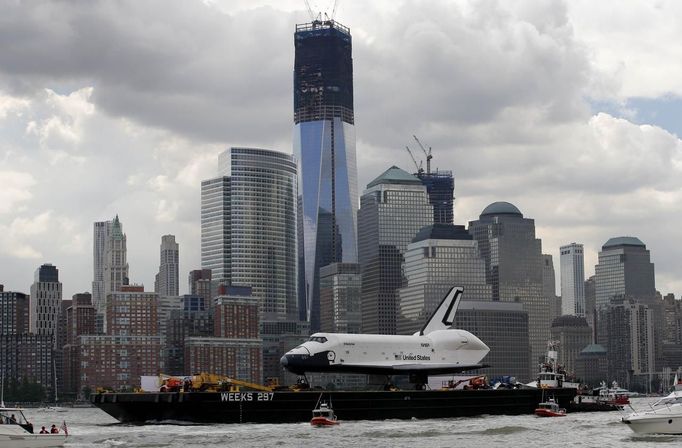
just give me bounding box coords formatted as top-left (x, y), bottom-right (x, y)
top-left (19, 397), bottom-right (681, 448)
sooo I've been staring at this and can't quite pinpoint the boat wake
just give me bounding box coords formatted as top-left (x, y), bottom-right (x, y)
top-left (475, 425), bottom-right (532, 436)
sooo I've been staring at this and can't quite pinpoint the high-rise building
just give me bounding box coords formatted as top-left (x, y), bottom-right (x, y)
top-left (214, 286), bottom-right (259, 339)
top-left (595, 237), bottom-right (656, 309)
top-left (165, 295), bottom-right (214, 375)
top-left (29, 263), bottom-right (62, 346)
top-left (416, 170), bottom-right (454, 224)
top-left (560, 243), bottom-right (585, 316)
top-left (468, 202), bottom-right (546, 376)
top-left (550, 315), bottom-right (592, 378)
top-left (155, 235), bottom-right (179, 297)
top-left (92, 220), bottom-right (111, 315)
top-left (358, 166), bottom-right (433, 335)
top-left (188, 269), bottom-right (213, 301)
top-left (201, 176), bottom-right (230, 286)
top-left (319, 263), bottom-right (361, 334)
top-left (584, 275), bottom-right (596, 341)
top-left (63, 293), bottom-right (96, 397)
top-left (102, 216), bottom-right (129, 322)
top-left (542, 254), bottom-right (562, 323)
top-left (294, 19), bottom-right (358, 329)
top-left (0, 290), bottom-right (29, 335)
top-left (218, 148), bottom-right (298, 321)
top-left (106, 286), bottom-right (159, 336)
top-left (398, 224), bottom-right (491, 335)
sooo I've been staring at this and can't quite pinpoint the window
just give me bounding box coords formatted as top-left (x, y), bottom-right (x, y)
top-left (309, 336), bottom-right (328, 343)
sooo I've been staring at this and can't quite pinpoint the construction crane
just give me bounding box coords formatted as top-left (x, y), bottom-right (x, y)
top-left (413, 135), bottom-right (432, 174)
top-left (405, 146), bottom-right (423, 175)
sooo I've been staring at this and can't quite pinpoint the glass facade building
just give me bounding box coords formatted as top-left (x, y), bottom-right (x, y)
top-left (29, 263), bottom-right (62, 347)
top-left (416, 170), bottom-right (455, 224)
top-left (560, 243), bottom-right (585, 316)
top-left (468, 201), bottom-right (546, 377)
top-left (398, 224), bottom-right (491, 335)
top-left (201, 176), bottom-right (231, 286)
top-left (358, 166), bottom-right (433, 335)
top-left (293, 20), bottom-right (358, 331)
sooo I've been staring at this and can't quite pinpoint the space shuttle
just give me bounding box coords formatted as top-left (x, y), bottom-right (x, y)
top-left (280, 287), bottom-right (490, 385)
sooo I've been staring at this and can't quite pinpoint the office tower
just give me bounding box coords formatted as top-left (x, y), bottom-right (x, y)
top-left (542, 254), bottom-right (562, 323)
top-left (294, 19), bottom-right (358, 329)
top-left (155, 235), bottom-right (179, 297)
top-left (102, 216), bottom-right (129, 312)
top-left (560, 243), bottom-right (586, 316)
top-left (575, 344), bottom-right (608, 387)
top-left (398, 224), bottom-right (491, 335)
top-left (454, 301), bottom-right (530, 381)
top-left (29, 263), bottom-right (62, 346)
top-left (417, 170), bottom-right (454, 224)
top-left (602, 298), bottom-right (656, 388)
top-left (468, 202), bottom-right (546, 376)
top-left (92, 220), bottom-right (111, 314)
top-left (319, 263), bottom-right (361, 334)
top-left (584, 275), bottom-right (596, 341)
top-left (220, 148), bottom-right (298, 320)
top-left (0, 290), bottom-right (29, 335)
top-left (550, 315), bottom-right (591, 377)
top-left (189, 269), bottom-right (213, 301)
top-left (357, 166), bottom-right (433, 335)
top-left (595, 237), bottom-right (656, 309)
top-left (201, 176), bottom-right (230, 286)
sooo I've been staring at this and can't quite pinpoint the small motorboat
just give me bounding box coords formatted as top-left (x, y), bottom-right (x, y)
top-left (0, 406), bottom-right (68, 447)
top-left (534, 397), bottom-right (567, 417)
top-left (621, 390), bottom-right (682, 434)
top-left (310, 401), bottom-right (339, 426)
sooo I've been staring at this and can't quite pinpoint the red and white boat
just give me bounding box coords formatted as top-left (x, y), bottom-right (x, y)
top-left (310, 401), bottom-right (338, 426)
top-left (534, 397), bottom-right (567, 417)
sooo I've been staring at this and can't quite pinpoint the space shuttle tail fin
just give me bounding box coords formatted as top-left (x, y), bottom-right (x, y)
top-left (419, 287), bottom-right (463, 336)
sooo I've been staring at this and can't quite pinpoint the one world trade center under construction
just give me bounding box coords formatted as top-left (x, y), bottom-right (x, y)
top-left (293, 19), bottom-right (358, 332)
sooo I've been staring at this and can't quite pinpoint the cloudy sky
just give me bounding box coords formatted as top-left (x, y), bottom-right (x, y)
top-left (1, 0), bottom-right (681, 299)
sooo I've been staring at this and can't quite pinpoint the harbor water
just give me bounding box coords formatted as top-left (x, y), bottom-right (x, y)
top-left (21, 397), bottom-right (681, 448)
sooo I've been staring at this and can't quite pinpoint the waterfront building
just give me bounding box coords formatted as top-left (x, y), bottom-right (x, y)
top-left (62, 293), bottom-right (96, 397)
top-left (214, 286), bottom-right (259, 339)
top-left (454, 300), bottom-right (531, 382)
top-left (294, 19), bottom-right (358, 330)
top-left (0, 333), bottom-right (54, 393)
top-left (29, 263), bottom-right (62, 346)
top-left (575, 344), bottom-right (608, 387)
top-left (218, 148), bottom-right (298, 321)
top-left (184, 337), bottom-right (262, 384)
top-left (105, 286), bottom-right (159, 336)
top-left (319, 263), bottom-right (361, 334)
top-left (398, 224), bottom-right (491, 335)
top-left (416, 170), bottom-right (454, 224)
top-left (468, 202), bottom-right (546, 376)
top-left (165, 295), bottom-right (214, 375)
top-left (550, 315), bottom-right (592, 377)
top-left (155, 235), bottom-right (179, 297)
top-left (201, 176), bottom-right (230, 286)
top-left (0, 290), bottom-right (29, 335)
top-left (358, 166), bottom-right (433, 335)
top-left (560, 243), bottom-right (586, 316)
top-left (543, 254), bottom-right (562, 323)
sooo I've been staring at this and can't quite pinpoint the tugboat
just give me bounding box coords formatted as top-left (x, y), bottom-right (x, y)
top-left (534, 397), bottom-right (567, 417)
top-left (310, 396), bottom-right (338, 426)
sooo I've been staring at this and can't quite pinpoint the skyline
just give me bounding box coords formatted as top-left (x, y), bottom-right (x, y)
top-left (1, 0), bottom-right (681, 298)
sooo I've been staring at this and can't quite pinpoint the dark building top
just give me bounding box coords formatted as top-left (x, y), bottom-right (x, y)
top-left (417, 170), bottom-right (454, 224)
top-left (36, 264), bottom-right (59, 283)
top-left (579, 343), bottom-right (607, 355)
top-left (551, 314), bottom-right (589, 328)
top-left (602, 236), bottom-right (646, 250)
top-left (480, 201), bottom-right (523, 218)
top-left (367, 166), bottom-right (422, 188)
top-left (294, 20), bottom-right (354, 124)
top-left (412, 224), bottom-right (472, 243)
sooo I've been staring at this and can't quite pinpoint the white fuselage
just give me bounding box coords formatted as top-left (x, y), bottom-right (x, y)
top-left (281, 329), bottom-right (489, 375)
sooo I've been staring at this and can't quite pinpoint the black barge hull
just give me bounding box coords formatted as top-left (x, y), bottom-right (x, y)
top-left (92, 388), bottom-right (577, 424)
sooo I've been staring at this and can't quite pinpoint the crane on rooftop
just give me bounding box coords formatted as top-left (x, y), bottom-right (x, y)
top-left (413, 135), bottom-right (433, 174)
top-left (405, 146), bottom-right (423, 175)
top-left (304, 0), bottom-right (339, 22)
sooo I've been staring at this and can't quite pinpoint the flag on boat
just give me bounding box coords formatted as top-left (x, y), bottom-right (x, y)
top-left (61, 421), bottom-right (68, 436)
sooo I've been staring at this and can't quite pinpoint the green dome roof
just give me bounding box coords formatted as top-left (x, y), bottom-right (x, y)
top-left (480, 201), bottom-right (522, 218)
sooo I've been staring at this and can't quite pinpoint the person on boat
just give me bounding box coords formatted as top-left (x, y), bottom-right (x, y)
top-left (9, 414), bottom-right (16, 424)
top-left (40, 426), bottom-right (49, 434)
top-left (50, 424), bottom-right (59, 433)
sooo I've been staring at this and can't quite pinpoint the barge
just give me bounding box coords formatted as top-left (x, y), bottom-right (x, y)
top-left (92, 387), bottom-right (577, 424)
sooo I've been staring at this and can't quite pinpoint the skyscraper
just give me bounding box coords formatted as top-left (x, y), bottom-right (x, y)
top-left (102, 216), bottom-right (129, 308)
top-left (92, 220), bottom-right (111, 315)
top-left (542, 254), bottom-right (562, 323)
top-left (294, 19), bottom-right (358, 330)
top-left (560, 243), bottom-right (585, 316)
top-left (358, 166), bottom-right (433, 335)
top-left (201, 177), bottom-right (230, 286)
top-left (29, 263), bottom-right (62, 346)
top-left (155, 235), bottom-right (179, 297)
top-left (468, 202), bottom-right (546, 376)
top-left (416, 170), bottom-right (455, 224)
top-left (218, 147), bottom-right (298, 320)
top-left (398, 223), bottom-right (491, 335)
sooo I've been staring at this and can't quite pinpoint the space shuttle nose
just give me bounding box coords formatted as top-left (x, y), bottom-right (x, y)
top-left (280, 355), bottom-right (288, 367)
